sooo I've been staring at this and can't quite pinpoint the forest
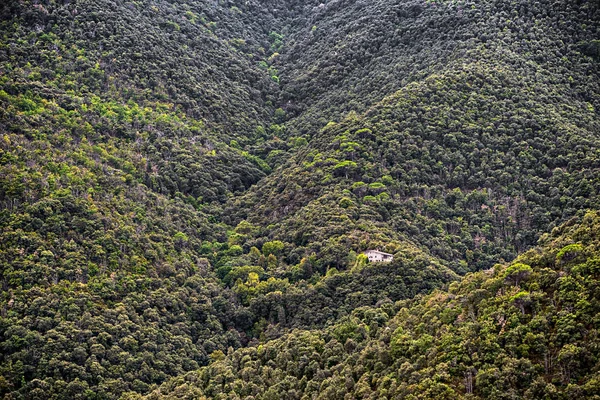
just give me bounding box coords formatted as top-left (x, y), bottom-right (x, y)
top-left (0, 0), bottom-right (599, 398)
top-left (140, 211), bottom-right (600, 399)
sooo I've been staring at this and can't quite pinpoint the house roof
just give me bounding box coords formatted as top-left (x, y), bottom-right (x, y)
top-left (364, 250), bottom-right (393, 256)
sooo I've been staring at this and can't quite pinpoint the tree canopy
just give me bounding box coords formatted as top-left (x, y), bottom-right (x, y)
top-left (0, 0), bottom-right (599, 398)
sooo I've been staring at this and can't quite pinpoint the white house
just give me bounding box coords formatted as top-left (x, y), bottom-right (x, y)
top-left (364, 250), bottom-right (394, 263)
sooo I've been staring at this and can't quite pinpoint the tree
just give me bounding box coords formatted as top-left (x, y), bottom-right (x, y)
top-left (504, 263), bottom-right (533, 286)
top-left (262, 241), bottom-right (285, 257)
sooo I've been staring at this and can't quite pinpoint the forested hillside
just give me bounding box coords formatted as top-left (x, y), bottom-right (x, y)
top-left (141, 211), bottom-right (600, 400)
top-left (232, 0), bottom-right (600, 273)
top-left (0, 0), bottom-right (277, 396)
top-left (1, 0), bottom-right (599, 398)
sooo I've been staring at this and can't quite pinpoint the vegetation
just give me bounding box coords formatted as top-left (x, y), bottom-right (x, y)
top-left (232, 0), bottom-right (600, 274)
top-left (0, 0), bottom-right (599, 398)
top-left (141, 211), bottom-right (600, 399)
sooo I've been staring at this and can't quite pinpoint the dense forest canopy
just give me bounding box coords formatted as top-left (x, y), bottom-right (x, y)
top-left (0, 0), bottom-right (599, 398)
top-left (141, 211), bottom-right (600, 399)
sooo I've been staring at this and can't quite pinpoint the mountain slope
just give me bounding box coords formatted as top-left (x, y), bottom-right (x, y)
top-left (0, 0), bottom-right (599, 398)
top-left (142, 211), bottom-right (600, 400)
top-left (228, 0), bottom-right (600, 273)
top-left (0, 0), bottom-right (283, 397)
top-left (275, 0), bottom-right (600, 136)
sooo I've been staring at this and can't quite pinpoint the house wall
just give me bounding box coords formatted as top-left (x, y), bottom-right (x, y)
top-left (365, 251), bottom-right (392, 262)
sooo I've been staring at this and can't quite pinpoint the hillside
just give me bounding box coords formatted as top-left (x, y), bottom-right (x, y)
top-left (142, 211), bottom-right (600, 399)
top-left (0, 0), bottom-right (279, 397)
top-left (230, 0), bottom-right (600, 273)
top-left (0, 0), bottom-right (599, 398)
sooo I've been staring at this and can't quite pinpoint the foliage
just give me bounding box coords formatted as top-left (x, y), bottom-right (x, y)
top-left (0, 0), bottom-right (599, 398)
top-left (143, 211), bottom-right (600, 399)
